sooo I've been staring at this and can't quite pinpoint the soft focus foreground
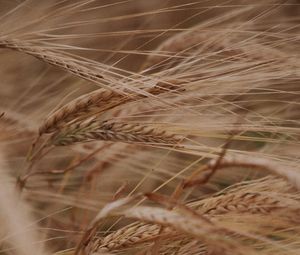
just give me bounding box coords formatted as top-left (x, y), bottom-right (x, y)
top-left (0, 1), bottom-right (299, 254)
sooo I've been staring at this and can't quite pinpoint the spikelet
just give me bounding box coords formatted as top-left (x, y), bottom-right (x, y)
top-left (198, 192), bottom-right (299, 215)
top-left (95, 223), bottom-right (165, 251)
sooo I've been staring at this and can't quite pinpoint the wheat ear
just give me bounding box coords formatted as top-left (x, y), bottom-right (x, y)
top-left (0, 38), bottom-right (107, 83)
top-left (94, 188), bottom-right (299, 252)
top-left (39, 79), bottom-right (182, 135)
top-left (110, 206), bottom-right (253, 255)
top-left (49, 118), bottom-right (181, 146)
top-left (39, 89), bottom-right (126, 134)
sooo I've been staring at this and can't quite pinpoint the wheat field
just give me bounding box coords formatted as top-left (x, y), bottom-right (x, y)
top-left (0, 1), bottom-right (299, 254)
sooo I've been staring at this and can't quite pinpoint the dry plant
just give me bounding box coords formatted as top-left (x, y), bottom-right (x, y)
top-left (0, 1), bottom-right (299, 255)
